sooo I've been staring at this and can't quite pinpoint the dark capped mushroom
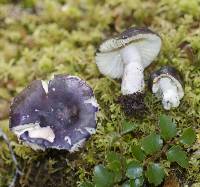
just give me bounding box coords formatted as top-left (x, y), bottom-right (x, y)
top-left (148, 66), bottom-right (184, 110)
top-left (9, 74), bottom-right (98, 152)
top-left (95, 27), bottom-right (162, 116)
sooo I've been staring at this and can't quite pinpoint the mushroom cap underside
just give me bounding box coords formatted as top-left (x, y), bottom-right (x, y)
top-left (95, 27), bottom-right (162, 79)
top-left (9, 74), bottom-right (98, 152)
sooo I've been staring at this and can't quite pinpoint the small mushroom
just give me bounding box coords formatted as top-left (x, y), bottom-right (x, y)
top-left (9, 74), bottom-right (98, 152)
top-left (148, 66), bottom-right (184, 110)
top-left (95, 27), bottom-right (162, 115)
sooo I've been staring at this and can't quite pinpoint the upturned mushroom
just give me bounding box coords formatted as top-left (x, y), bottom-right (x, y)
top-left (9, 74), bottom-right (98, 152)
top-left (148, 66), bottom-right (184, 110)
top-left (95, 27), bottom-right (162, 115)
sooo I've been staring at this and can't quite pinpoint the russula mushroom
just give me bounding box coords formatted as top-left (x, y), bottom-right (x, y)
top-left (9, 74), bottom-right (98, 152)
top-left (95, 27), bottom-right (162, 115)
top-left (148, 66), bottom-right (184, 110)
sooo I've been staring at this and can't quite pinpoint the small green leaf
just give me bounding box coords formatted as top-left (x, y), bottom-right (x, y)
top-left (121, 122), bottom-right (137, 135)
top-left (131, 178), bottom-right (144, 187)
top-left (180, 127), bottom-right (196, 145)
top-left (93, 165), bottom-right (115, 187)
top-left (126, 160), bottom-right (143, 179)
top-left (122, 178), bottom-right (144, 187)
top-left (80, 182), bottom-right (93, 187)
top-left (132, 145), bottom-right (146, 162)
top-left (167, 145), bottom-right (189, 168)
top-left (159, 115), bottom-right (177, 141)
top-left (145, 163), bottom-right (165, 186)
top-left (141, 133), bottom-right (163, 155)
top-left (107, 152), bottom-right (124, 182)
top-left (107, 152), bottom-right (121, 172)
top-left (122, 181), bottom-right (130, 187)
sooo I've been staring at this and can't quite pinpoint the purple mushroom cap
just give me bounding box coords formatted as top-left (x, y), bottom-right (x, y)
top-left (9, 74), bottom-right (98, 152)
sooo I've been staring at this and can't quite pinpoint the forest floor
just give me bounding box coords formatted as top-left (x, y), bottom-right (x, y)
top-left (0, 0), bottom-right (200, 186)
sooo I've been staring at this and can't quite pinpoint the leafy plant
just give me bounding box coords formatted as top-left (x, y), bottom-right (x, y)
top-left (141, 133), bottom-right (163, 155)
top-left (145, 163), bottom-right (165, 186)
top-left (93, 165), bottom-right (115, 187)
top-left (81, 115), bottom-right (196, 186)
top-left (180, 127), bottom-right (196, 145)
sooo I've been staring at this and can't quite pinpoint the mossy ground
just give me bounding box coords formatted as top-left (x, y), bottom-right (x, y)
top-left (0, 0), bottom-right (200, 186)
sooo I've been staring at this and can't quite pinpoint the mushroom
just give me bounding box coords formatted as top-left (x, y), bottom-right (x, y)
top-left (148, 66), bottom-right (184, 110)
top-left (9, 74), bottom-right (98, 152)
top-left (95, 27), bottom-right (162, 115)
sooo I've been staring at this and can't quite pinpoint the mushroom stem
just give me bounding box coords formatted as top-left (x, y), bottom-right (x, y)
top-left (120, 45), bottom-right (144, 95)
top-left (158, 78), bottom-right (180, 110)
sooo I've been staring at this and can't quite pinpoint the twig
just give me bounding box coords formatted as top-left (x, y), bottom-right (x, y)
top-left (0, 128), bottom-right (23, 187)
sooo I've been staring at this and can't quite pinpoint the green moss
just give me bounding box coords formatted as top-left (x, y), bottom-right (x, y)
top-left (0, 0), bottom-right (200, 186)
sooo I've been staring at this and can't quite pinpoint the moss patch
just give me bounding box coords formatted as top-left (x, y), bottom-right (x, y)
top-left (0, 0), bottom-right (200, 186)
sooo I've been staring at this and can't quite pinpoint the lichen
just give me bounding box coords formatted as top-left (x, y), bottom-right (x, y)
top-left (0, 0), bottom-right (200, 186)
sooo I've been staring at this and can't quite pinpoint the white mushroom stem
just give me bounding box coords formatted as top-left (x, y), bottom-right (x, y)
top-left (120, 45), bottom-right (144, 95)
top-left (158, 78), bottom-right (180, 110)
